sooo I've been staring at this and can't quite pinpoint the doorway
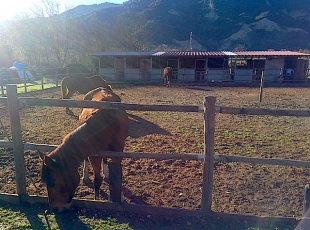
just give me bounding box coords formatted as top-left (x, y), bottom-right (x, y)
top-left (167, 59), bottom-right (178, 80)
top-left (114, 58), bottom-right (124, 81)
top-left (140, 59), bottom-right (151, 81)
top-left (195, 59), bottom-right (206, 81)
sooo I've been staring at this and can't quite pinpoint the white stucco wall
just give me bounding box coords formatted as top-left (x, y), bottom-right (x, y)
top-left (178, 69), bottom-right (195, 82)
top-left (99, 68), bottom-right (114, 80)
top-left (207, 69), bottom-right (227, 82)
top-left (151, 69), bottom-right (162, 80)
top-left (234, 69), bottom-right (253, 82)
top-left (125, 69), bottom-right (140, 81)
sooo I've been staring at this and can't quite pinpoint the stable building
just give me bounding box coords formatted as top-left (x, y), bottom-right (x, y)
top-left (90, 50), bottom-right (310, 83)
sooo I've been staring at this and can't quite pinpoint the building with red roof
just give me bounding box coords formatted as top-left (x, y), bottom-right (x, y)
top-left (90, 50), bottom-right (310, 83)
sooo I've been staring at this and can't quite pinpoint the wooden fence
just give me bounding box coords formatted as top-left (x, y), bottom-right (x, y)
top-left (0, 68), bottom-right (93, 96)
top-left (1, 84), bottom-right (310, 223)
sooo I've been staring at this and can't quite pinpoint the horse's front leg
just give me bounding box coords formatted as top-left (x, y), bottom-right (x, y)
top-left (89, 156), bottom-right (103, 200)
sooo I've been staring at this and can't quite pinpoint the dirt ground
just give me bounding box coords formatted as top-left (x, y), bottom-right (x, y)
top-left (0, 84), bottom-right (310, 218)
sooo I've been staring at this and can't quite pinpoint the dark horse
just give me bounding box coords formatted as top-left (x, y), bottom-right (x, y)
top-left (163, 67), bottom-right (173, 87)
top-left (39, 87), bottom-right (129, 212)
top-left (60, 75), bottom-right (112, 114)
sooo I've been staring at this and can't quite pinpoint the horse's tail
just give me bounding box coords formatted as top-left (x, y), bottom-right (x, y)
top-left (61, 77), bottom-right (68, 99)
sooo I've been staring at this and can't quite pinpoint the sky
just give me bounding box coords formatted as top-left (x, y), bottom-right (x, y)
top-left (0, 0), bottom-right (126, 21)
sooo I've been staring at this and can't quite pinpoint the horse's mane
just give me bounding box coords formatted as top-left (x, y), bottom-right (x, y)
top-left (48, 122), bottom-right (90, 169)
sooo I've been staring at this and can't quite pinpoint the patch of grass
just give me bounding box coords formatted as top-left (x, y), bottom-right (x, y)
top-left (0, 201), bottom-right (297, 230)
top-left (2, 79), bottom-right (57, 95)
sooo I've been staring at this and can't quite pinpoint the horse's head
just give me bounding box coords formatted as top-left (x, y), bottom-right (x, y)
top-left (39, 151), bottom-right (80, 213)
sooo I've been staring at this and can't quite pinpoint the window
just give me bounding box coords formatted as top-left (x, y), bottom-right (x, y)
top-left (126, 57), bottom-right (138, 68)
top-left (208, 58), bottom-right (224, 68)
top-left (152, 57), bottom-right (161, 68)
top-left (100, 56), bottom-right (114, 68)
top-left (181, 58), bottom-right (195, 68)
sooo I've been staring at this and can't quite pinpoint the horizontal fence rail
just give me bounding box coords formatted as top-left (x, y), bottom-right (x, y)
top-left (1, 141), bottom-right (310, 168)
top-left (18, 97), bottom-right (204, 113)
top-left (216, 106), bottom-right (310, 117)
top-left (16, 97), bottom-right (310, 116)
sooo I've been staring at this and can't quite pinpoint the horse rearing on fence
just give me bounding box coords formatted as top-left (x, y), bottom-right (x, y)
top-left (61, 75), bottom-right (112, 114)
top-left (163, 67), bottom-right (173, 87)
top-left (39, 87), bottom-right (129, 213)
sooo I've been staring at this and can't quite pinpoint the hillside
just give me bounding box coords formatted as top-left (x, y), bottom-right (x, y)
top-left (61, 2), bottom-right (120, 17)
top-left (78, 0), bottom-right (310, 50)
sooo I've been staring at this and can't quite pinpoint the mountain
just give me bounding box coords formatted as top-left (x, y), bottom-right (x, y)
top-left (61, 2), bottom-right (121, 18)
top-left (75, 0), bottom-right (309, 51)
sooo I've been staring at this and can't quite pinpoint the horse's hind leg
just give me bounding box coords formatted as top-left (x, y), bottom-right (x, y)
top-left (64, 90), bottom-right (74, 114)
top-left (89, 156), bottom-right (103, 200)
top-left (103, 158), bottom-right (109, 182)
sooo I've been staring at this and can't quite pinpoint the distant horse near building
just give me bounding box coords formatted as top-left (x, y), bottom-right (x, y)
top-left (163, 67), bottom-right (173, 86)
top-left (60, 75), bottom-right (112, 114)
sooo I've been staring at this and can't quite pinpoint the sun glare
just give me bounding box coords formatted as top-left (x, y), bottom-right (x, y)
top-left (0, 1), bottom-right (32, 22)
top-left (0, 0), bottom-right (126, 22)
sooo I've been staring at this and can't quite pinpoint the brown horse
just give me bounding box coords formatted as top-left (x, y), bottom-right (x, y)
top-left (80, 87), bottom-right (120, 186)
top-left (60, 75), bottom-right (112, 113)
top-left (39, 87), bottom-right (129, 212)
top-left (163, 67), bottom-right (173, 86)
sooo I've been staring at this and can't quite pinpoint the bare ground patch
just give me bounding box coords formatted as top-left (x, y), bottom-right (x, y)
top-left (0, 85), bottom-right (310, 218)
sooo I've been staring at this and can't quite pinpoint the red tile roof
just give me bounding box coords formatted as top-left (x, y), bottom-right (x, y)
top-left (90, 50), bottom-right (310, 57)
top-left (160, 51), bottom-right (226, 57)
top-left (234, 50), bottom-right (310, 56)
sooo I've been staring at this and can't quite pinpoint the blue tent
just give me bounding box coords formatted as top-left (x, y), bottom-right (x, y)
top-left (12, 62), bottom-right (25, 70)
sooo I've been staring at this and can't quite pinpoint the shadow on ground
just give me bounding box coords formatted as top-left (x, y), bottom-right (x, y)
top-left (0, 201), bottom-right (300, 230)
top-left (128, 113), bottom-right (171, 138)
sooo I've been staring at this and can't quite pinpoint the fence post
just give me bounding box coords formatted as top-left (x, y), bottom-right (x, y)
top-left (6, 84), bottom-right (26, 196)
top-left (55, 68), bottom-right (58, 88)
top-left (0, 70), bottom-right (4, 96)
top-left (23, 70), bottom-right (27, 93)
top-left (41, 68), bottom-right (44, 90)
top-left (201, 96), bottom-right (216, 211)
top-left (259, 71), bottom-right (265, 103)
top-left (108, 162), bottom-right (122, 202)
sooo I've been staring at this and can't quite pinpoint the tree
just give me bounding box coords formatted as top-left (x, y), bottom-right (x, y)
top-left (233, 44), bottom-right (247, 51)
top-left (30, 0), bottom-right (76, 67)
top-left (0, 26), bottom-right (15, 66)
top-left (111, 12), bottom-right (151, 51)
